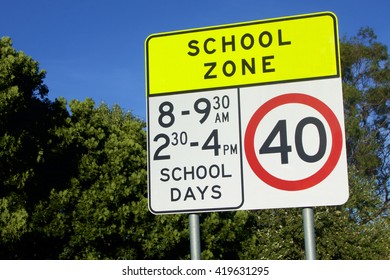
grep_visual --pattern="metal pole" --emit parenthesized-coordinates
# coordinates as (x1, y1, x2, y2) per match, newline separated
(302, 207, 316, 260)
(189, 214, 201, 260)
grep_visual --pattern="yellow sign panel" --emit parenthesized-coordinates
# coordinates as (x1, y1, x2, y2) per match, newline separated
(145, 12, 340, 95)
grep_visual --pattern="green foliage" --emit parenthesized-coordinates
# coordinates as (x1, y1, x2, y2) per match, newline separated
(341, 27, 389, 219)
(200, 209, 305, 260)
(0, 84, 189, 258)
(0, 196, 28, 242)
(342, 28, 387, 173)
(0, 37, 70, 258)
(31, 99, 191, 259)
(0, 37, 48, 100)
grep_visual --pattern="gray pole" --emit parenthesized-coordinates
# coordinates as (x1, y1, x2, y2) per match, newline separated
(302, 207, 316, 260)
(189, 214, 201, 260)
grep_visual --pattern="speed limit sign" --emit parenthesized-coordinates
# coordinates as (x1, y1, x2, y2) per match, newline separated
(146, 12, 349, 214)
(245, 93, 342, 191)
(240, 79, 348, 210)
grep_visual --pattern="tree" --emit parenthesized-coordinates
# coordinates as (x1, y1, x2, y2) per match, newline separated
(0, 37, 70, 258)
(341, 27, 389, 216)
(0, 37, 190, 258)
(31, 99, 190, 259)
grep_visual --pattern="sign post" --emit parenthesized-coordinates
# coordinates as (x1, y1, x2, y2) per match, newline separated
(145, 11, 349, 259)
(189, 214, 201, 260)
(303, 207, 316, 260)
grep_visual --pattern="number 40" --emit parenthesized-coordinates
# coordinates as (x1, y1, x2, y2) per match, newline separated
(259, 117, 327, 164)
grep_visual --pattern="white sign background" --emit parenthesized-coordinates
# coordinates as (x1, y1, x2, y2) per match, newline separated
(148, 89, 244, 214)
(240, 78, 348, 210)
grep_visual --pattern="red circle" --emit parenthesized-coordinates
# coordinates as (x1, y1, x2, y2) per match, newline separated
(244, 93, 342, 191)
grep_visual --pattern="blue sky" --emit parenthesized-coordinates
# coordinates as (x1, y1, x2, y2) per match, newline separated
(1, 0, 389, 120)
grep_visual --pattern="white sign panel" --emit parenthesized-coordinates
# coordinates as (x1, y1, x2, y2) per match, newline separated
(240, 78, 348, 210)
(148, 89, 244, 213)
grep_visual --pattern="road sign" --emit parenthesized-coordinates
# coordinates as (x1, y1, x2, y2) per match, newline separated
(146, 12, 339, 95)
(240, 79, 348, 209)
(245, 93, 342, 191)
(146, 12, 348, 214)
(147, 89, 244, 214)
